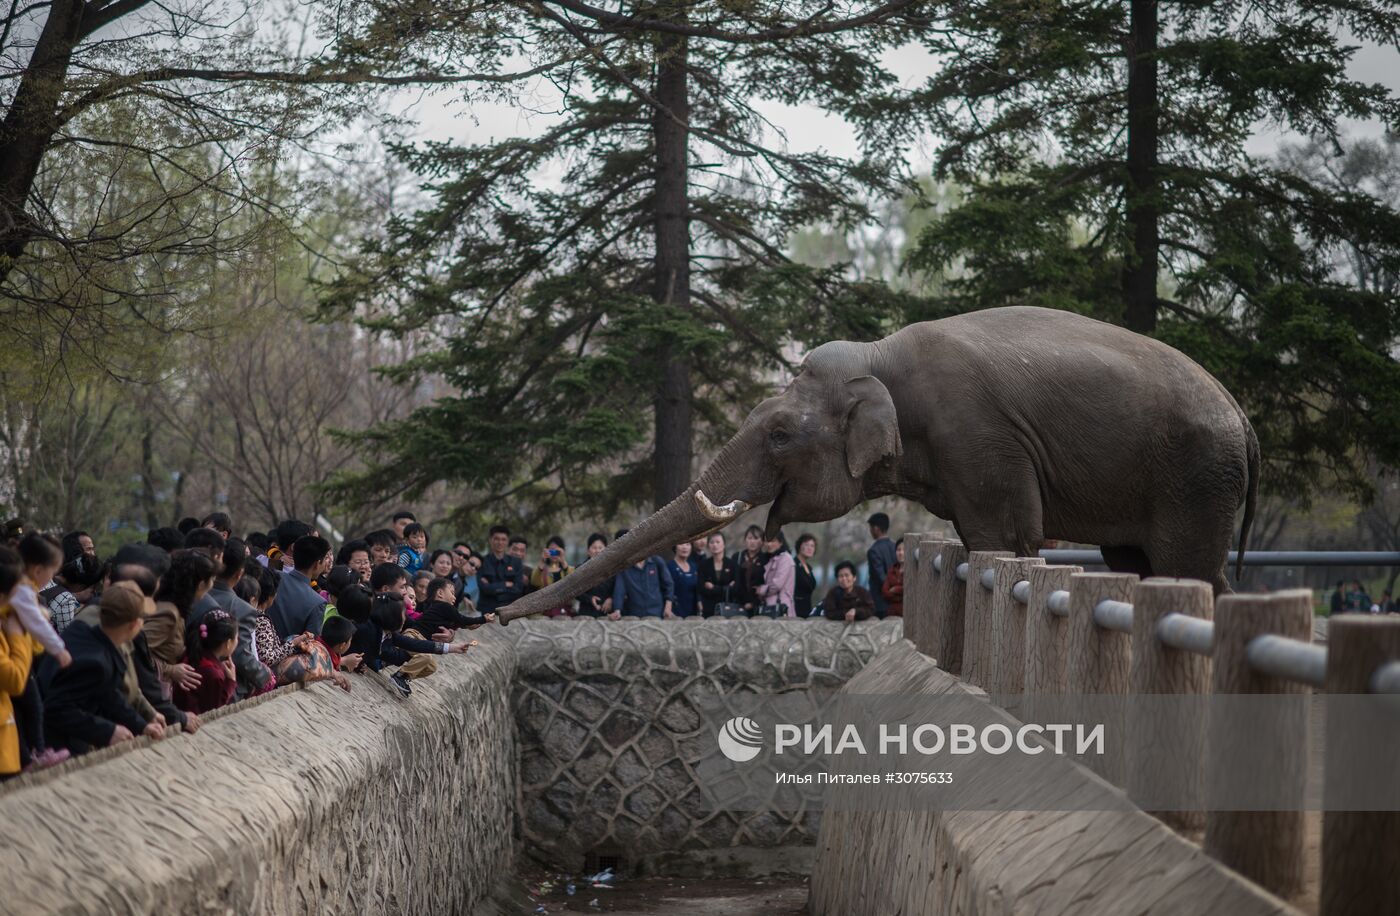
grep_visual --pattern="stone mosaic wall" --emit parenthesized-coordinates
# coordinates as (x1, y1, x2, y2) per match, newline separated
(0, 634, 518, 916)
(505, 617, 904, 869)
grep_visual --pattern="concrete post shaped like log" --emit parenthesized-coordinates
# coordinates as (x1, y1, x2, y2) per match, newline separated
(961, 550, 1013, 690)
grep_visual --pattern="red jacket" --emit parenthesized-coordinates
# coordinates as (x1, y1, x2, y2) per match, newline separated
(173, 655, 236, 714)
(881, 563, 905, 617)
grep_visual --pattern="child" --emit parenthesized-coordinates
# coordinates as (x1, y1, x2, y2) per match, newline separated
(396, 523, 428, 574)
(414, 576, 494, 637)
(1, 546, 33, 781)
(173, 610, 238, 714)
(350, 594, 471, 697)
(9, 533, 71, 769)
(315, 615, 357, 692)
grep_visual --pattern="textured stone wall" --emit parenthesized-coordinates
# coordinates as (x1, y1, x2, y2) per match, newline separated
(506, 617, 904, 871)
(0, 633, 518, 916)
(808, 641, 1304, 916)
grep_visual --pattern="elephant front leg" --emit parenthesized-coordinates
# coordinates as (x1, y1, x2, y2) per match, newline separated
(949, 471, 1045, 558)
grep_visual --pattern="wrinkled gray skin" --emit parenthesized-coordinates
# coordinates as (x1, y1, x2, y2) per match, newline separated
(499, 306, 1258, 621)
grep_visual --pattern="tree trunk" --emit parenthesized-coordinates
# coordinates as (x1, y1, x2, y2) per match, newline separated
(650, 31, 693, 510)
(0, 0, 85, 281)
(1122, 0, 1159, 334)
(139, 416, 161, 530)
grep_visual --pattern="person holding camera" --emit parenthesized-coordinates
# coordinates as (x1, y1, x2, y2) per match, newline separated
(528, 537, 574, 617)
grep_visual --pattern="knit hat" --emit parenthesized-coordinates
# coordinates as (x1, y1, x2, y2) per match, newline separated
(99, 580, 150, 627)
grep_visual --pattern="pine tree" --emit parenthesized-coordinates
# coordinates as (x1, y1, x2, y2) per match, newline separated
(906, 0, 1400, 501)
(322, 0, 931, 522)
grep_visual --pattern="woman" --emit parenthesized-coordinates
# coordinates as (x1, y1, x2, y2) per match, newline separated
(462, 554, 482, 607)
(823, 561, 875, 622)
(793, 534, 818, 618)
(528, 537, 574, 617)
(756, 532, 795, 617)
(337, 539, 373, 583)
(696, 532, 736, 617)
(148, 550, 218, 698)
(730, 525, 768, 616)
(881, 538, 906, 617)
(667, 542, 700, 618)
(576, 533, 615, 618)
(428, 549, 455, 580)
(44, 554, 104, 632)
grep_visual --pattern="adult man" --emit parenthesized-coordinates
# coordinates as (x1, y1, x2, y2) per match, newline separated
(45, 582, 164, 755)
(201, 512, 233, 540)
(865, 512, 897, 618)
(208, 538, 271, 698)
(365, 529, 397, 567)
(509, 535, 534, 595)
(103, 545, 198, 734)
(392, 511, 416, 542)
(61, 530, 96, 561)
(478, 525, 524, 614)
(612, 551, 675, 619)
(450, 541, 474, 600)
(271, 519, 314, 572)
(268, 535, 332, 638)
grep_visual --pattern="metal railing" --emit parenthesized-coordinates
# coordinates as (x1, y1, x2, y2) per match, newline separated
(1040, 548, 1400, 567)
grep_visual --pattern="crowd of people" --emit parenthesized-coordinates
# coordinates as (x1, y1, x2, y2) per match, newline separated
(0, 508, 904, 782)
(1328, 580, 1399, 615)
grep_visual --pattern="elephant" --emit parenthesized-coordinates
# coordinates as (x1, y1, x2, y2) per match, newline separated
(497, 305, 1259, 622)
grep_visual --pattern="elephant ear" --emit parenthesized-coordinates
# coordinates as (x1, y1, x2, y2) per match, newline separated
(843, 375, 902, 478)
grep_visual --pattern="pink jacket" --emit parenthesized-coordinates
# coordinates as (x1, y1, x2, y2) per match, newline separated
(758, 551, 796, 617)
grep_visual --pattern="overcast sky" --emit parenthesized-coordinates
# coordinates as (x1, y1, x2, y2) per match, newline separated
(378, 40, 1398, 170)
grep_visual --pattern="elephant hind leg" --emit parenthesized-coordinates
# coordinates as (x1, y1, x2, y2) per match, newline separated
(1101, 545, 1154, 579)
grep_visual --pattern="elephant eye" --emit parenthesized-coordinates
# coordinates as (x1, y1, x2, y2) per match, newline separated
(769, 429, 791, 447)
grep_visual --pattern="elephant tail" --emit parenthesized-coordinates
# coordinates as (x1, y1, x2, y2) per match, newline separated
(1236, 417, 1261, 581)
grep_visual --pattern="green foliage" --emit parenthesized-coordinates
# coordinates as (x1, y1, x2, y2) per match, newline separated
(322, 0, 930, 525)
(905, 0, 1400, 502)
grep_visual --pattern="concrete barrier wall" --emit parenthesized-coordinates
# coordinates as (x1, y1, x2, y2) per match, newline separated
(507, 617, 904, 873)
(808, 641, 1304, 916)
(0, 632, 518, 916)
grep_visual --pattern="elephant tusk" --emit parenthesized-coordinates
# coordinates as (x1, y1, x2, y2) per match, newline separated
(695, 489, 751, 523)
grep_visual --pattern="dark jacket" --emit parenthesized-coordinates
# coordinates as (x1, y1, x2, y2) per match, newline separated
(823, 585, 875, 622)
(413, 599, 489, 635)
(697, 554, 737, 616)
(129, 631, 186, 728)
(794, 558, 818, 618)
(867, 537, 896, 615)
(731, 550, 768, 610)
(350, 620, 444, 672)
(575, 557, 616, 617)
(612, 557, 675, 617)
(268, 569, 326, 639)
(44, 620, 148, 754)
(477, 552, 525, 614)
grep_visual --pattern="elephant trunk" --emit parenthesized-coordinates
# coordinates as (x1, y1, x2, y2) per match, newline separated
(495, 442, 760, 623)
